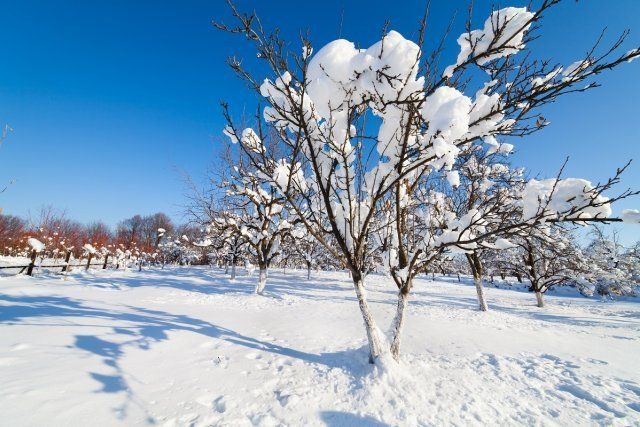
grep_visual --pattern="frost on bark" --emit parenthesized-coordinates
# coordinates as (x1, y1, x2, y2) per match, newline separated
(353, 274, 382, 363)
(390, 289, 409, 361)
(474, 275, 489, 312)
(535, 290, 545, 308)
(255, 268, 267, 294)
(467, 252, 489, 312)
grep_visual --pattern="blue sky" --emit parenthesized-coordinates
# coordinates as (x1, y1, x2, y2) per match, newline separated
(0, 0, 638, 242)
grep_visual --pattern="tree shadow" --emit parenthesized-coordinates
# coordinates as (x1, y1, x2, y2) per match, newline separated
(0, 292, 374, 420)
(320, 411, 390, 426)
(80, 267, 361, 304)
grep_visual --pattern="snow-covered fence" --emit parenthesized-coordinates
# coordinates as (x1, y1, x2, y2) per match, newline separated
(0, 251, 117, 277)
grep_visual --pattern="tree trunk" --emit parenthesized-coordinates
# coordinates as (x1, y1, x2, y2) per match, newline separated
(306, 262, 311, 280)
(474, 274, 489, 312)
(390, 289, 409, 361)
(353, 275, 382, 364)
(467, 252, 488, 312)
(62, 250, 72, 273)
(535, 291, 545, 308)
(255, 268, 267, 294)
(26, 250, 37, 276)
(102, 254, 109, 270)
(231, 262, 236, 280)
(85, 253, 93, 271)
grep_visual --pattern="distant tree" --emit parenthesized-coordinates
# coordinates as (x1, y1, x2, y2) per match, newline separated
(503, 226, 586, 307)
(582, 227, 638, 298)
(0, 214, 26, 254)
(116, 214, 145, 249)
(85, 222, 112, 248)
(141, 213, 175, 250)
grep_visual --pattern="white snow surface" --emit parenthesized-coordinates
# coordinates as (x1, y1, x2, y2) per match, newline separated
(1, 267, 639, 426)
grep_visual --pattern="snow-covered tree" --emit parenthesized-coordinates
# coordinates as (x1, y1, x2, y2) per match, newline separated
(217, 1, 640, 363)
(582, 227, 638, 298)
(440, 146, 523, 311)
(216, 164, 291, 293)
(288, 224, 325, 280)
(504, 225, 586, 307)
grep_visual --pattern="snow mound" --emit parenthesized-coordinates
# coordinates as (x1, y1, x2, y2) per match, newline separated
(27, 238, 45, 253)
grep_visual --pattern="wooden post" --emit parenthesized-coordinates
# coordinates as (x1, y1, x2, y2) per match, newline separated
(26, 250, 37, 276)
(102, 254, 109, 269)
(85, 253, 93, 271)
(62, 250, 72, 272)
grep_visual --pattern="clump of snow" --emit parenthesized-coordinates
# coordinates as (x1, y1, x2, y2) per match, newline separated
(562, 59, 591, 81)
(621, 209, 640, 224)
(306, 30, 423, 119)
(626, 48, 639, 63)
(484, 135, 513, 155)
(444, 7, 535, 77)
(27, 238, 45, 253)
(495, 238, 517, 249)
(421, 86, 472, 141)
(302, 44, 313, 60)
(446, 170, 460, 188)
(240, 128, 264, 154)
(83, 244, 97, 255)
(222, 126, 239, 144)
(531, 67, 563, 88)
(522, 178, 612, 220)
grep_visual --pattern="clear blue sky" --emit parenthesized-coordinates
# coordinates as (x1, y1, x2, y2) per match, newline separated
(0, 0, 638, 242)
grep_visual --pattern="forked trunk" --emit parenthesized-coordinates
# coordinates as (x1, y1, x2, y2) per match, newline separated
(390, 289, 409, 361)
(353, 275, 382, 363)
(535, 291, 544, 308)
(474, 274, 489, 312)
(255, 268, 267, 295)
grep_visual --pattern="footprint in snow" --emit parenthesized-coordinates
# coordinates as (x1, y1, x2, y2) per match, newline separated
(213, 356, 228, 368)
(245, 352, 262, 360)
(586, 358, 608, 365)
(196, 394, 226, 413)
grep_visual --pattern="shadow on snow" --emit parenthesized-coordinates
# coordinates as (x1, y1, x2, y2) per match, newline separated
(0, 291, 374, 419)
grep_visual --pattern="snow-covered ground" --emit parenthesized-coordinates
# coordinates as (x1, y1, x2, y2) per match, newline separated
(1, 267, 639, 426)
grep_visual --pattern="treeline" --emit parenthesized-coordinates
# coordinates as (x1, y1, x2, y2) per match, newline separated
(0, 207, 197, 259)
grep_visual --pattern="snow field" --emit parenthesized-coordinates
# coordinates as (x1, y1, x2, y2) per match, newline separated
(0, 267, 639, 426)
